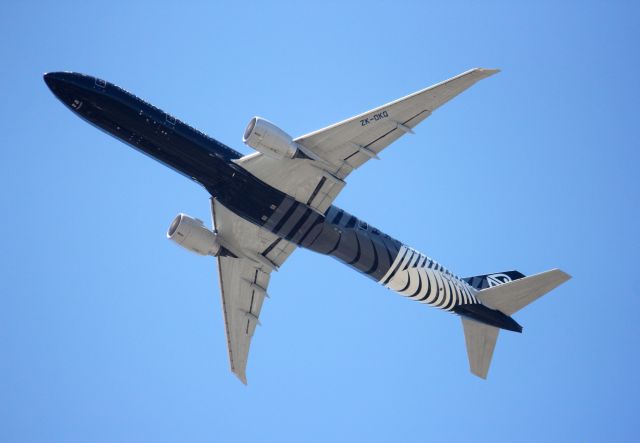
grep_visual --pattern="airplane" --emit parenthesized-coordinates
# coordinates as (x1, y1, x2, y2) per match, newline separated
(44, 68, 570, 384)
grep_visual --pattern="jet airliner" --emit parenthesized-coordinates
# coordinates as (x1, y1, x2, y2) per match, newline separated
(44, 69, 570, 383)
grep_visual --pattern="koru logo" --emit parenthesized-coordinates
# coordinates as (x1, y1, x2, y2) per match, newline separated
(486, 273, 513, 287)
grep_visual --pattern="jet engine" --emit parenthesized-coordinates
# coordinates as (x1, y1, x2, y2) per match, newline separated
(243, 116, 298, 159)
(167, 213, 221, 256)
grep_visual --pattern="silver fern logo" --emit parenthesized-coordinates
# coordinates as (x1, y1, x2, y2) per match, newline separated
(486, 273, 513, 287)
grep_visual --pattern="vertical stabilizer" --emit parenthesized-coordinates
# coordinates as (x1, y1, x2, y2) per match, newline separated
(463, 270, 525, 290)
(461, 318, 500, 379)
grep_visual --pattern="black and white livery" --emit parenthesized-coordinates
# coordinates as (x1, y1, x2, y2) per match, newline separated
(44, 68, 571, 383)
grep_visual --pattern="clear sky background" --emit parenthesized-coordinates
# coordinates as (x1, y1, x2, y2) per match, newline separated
(1, 1, 639, 442)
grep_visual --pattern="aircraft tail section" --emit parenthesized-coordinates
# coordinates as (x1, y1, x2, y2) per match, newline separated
(461, 268, 571, 378)
(463, 270, 525, 290)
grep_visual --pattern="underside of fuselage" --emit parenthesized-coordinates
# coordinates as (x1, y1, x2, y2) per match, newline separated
(44, 72, 294, 228)
(42, 72, 410, 280)
(43, 71, 522, 334)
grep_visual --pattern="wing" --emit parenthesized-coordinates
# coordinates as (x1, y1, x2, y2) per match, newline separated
(211, 198, 296, 384)
(236, 68, 499, 212)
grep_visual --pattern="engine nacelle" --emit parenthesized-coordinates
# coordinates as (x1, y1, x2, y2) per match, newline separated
(167, 213, 221, 256)
(243, 116, 297, 160)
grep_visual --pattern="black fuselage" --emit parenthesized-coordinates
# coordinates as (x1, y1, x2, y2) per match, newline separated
(43, 72, 407, 278)
(44, 73, 286, 227)
(44, 72, 522, 333)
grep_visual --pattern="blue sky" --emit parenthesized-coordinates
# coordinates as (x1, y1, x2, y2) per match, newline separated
(2, 1, 639, 442)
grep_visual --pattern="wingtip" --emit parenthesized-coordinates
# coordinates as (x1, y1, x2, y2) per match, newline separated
(557, 269, 573, 282)
(478, 68, 501, 76)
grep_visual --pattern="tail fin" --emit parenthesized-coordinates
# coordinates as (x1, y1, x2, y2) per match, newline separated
(461, 269, 571, 378)
(463, 270, 525, 290)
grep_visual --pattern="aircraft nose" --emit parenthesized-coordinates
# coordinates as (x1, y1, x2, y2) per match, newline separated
(43, 72, 69, 92)
(44, 71, 99, 111)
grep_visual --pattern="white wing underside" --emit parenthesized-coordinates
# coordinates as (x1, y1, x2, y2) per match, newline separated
(211, 199, 296, 384)
(235, 68, 499, 213)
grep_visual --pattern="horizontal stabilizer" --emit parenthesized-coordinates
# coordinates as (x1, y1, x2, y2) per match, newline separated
(461, 318, 500, 379)
(476, 269, 571, 315)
